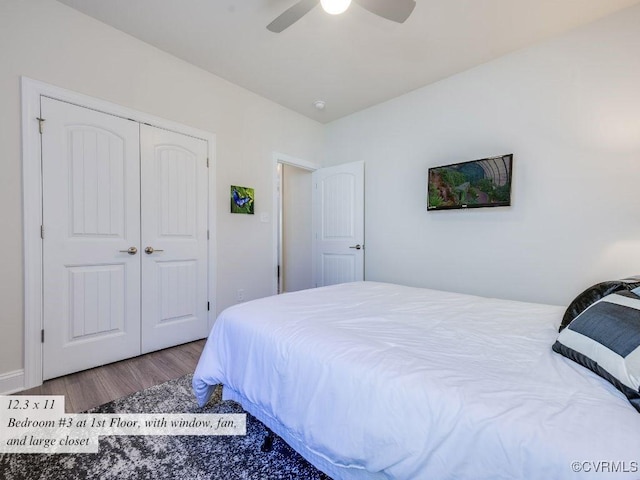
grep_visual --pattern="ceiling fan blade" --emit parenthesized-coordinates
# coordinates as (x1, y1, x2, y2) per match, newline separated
(267, 0, 319, 33)
(353, 0, 416, 23)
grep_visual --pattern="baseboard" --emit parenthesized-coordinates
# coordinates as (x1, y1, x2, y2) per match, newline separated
(0, 369, 25, 395)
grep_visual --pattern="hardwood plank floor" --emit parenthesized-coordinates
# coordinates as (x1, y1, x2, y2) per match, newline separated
(17, 340, 206, 412)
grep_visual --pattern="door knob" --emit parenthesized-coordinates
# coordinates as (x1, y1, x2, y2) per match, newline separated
(349, 244, 362, 250)
(119, 246, 138, 255)
(144, 246, 165, 254)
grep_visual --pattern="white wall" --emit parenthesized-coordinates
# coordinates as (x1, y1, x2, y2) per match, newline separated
(282, 164, 313, 292)
(324, 4, 640, 307)
(0, 0, 323, 380)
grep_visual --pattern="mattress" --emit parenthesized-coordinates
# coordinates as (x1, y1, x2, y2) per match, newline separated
(193, 281, 640, 479)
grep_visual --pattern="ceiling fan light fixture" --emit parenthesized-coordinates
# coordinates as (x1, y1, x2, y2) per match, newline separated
(320, 0, 352, 15)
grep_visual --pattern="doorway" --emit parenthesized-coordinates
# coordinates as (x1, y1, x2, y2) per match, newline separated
(272, 154, 365, 294)
(276, 161, 314, 293)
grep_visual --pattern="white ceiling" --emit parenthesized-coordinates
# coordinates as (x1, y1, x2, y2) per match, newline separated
(57, 0, 638, 123)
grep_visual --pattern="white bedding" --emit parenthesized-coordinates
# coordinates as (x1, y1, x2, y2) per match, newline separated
(193, 282, 640, 479)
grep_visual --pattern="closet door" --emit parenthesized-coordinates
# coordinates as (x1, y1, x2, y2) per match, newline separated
(140, 125, 209, 353)
(41, 97, 141, 380)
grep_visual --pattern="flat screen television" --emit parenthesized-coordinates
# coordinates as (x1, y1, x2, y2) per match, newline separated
(427, 154, 513, 210)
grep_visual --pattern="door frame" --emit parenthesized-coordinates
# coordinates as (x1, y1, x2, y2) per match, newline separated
(21, 77, 217, 389)
(271, 152, 319, 295)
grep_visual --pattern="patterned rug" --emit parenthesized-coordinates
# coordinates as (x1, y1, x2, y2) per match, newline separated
(0, 375, 330, 479)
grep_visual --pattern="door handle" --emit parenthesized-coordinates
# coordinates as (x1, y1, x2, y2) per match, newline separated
(144, 246, 165, 254)
(349, 244, 363, 250)
(119, 246, 138, 255)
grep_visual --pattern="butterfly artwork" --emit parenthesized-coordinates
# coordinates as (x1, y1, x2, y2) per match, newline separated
(230, 186, 255, 214)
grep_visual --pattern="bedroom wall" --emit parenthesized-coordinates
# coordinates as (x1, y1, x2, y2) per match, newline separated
(323, 4, 640, 307)
(0, 0, 323, 384)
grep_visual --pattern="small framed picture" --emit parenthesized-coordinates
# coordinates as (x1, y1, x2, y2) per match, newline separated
(230, 185, 255, 214)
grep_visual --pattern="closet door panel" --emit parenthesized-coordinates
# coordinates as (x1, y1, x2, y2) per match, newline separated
(41, 97, 141, 380)
(140, 125, 209, 353)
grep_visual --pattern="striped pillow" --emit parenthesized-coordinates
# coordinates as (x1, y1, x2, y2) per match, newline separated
(559, 276, 640, 332)
(552, 290, 640, 412)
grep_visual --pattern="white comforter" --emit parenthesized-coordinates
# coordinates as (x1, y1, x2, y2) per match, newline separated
(193, 282, 640, 479)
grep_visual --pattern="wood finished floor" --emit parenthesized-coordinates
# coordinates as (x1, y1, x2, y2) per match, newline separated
(18, 340, 206, 413)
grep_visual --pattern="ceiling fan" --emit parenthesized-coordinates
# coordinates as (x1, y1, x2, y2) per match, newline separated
(267, 0, 416, 33)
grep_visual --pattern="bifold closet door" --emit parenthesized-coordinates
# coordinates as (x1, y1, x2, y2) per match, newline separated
(41, 99, 210, 380)
(140, 125, 209, 353)
(42, 97, 142, 380)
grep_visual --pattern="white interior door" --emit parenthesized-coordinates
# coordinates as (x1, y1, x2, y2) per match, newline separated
(42, 97, 141, 380)
(140, 125, 209, 353)
(312, 161, 365, 287)
(41, 99, 210, 379)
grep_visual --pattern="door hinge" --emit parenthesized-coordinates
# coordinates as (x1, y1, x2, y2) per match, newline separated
(40, 225, 44, 239)
(36, 117, 45, 134)
(41, 329, 44, 343)
(207, 230, 210, 240)
(206, 157, 209, 168)
(207, 302, 210, 311)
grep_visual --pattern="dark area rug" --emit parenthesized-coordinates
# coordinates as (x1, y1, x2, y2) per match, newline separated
(0, 375, 331, 479)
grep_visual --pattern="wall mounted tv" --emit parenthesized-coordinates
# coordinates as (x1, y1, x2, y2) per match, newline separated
(427, 154, 513, 211)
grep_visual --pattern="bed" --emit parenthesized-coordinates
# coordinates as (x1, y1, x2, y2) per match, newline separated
(193, 281, 640, 479)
